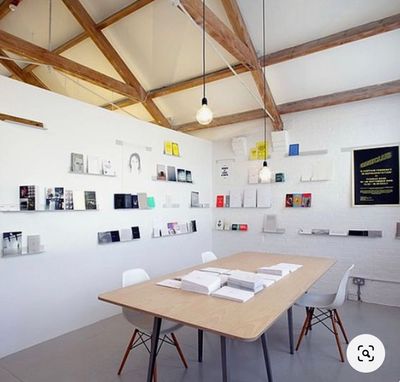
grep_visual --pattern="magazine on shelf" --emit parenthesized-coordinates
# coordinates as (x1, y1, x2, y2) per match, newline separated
(137, 193, 148, 209)
(73, 190, 86, 210)
(84, 191, 97, 210)
(119, 228, 133, 242)
(167, 166, 176, 181)
(131, 226, 140, 239)
(191, 191, 200, 207)
(186, 170, 192, 183)
(71, 153, 84, 173)
(19, 185, 38, 210)
(177, 168, 186, 182)
(102, 159, 115, 176)
(45, 187, 64, 210)
(87, 155, 102, 174)
(2, 231, 22, 256)
(156, 164, 166, 181)
(27, 234, 41, 253)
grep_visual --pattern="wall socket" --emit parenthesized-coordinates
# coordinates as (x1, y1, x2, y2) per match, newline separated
(353, 277, 365, 286)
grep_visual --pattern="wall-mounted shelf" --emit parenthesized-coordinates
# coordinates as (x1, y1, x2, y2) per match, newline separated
(215, 207, 271, 209)
(152, 231, 196, 239)
(2, 246, 45, 258)
(298, 229, 383, 238)
(285, 149, 328, 157)
(163, 204, 180, 208)
(68, 171, 116, 178)
(300, 178, 329, 183)
(214, 229, 248, 232)
(262, 229, 285, 234)
(190, 205, 210, 208)
(0, 209, 98, 213)
(151, 177, 194, 184)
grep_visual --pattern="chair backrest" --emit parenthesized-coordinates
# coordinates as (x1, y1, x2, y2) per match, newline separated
(201, 251, 217, 263)
(122, 268, 150, 287)
(331, 264, 355, 308)
(122, 269, 153, 332)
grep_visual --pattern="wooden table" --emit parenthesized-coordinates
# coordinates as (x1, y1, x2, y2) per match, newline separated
(99, 252, 335, 381)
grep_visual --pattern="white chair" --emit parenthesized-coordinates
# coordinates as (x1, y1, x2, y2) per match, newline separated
(295, 264, 355, 362)
(201, 251, 217, 263)
(117, 269, 188, 379)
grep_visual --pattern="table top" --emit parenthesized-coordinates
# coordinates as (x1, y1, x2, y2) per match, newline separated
(98, 252, 335, 341)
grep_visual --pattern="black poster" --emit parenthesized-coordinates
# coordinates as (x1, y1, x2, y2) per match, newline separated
(353, 146, 399, 206)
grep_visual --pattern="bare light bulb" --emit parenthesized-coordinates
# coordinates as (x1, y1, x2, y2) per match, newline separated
(196, 97, 213, 125)
(259, 161, 272, 183)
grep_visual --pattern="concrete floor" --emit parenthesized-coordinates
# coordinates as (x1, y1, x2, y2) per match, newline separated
(1, 301, 399, 382)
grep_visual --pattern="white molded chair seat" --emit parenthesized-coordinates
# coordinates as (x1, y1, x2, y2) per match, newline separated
(295, 264, 354, 362)
(201, 251, 217, 263)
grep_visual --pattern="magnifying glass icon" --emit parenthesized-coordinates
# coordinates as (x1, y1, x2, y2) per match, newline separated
(362, 349, 370, 358)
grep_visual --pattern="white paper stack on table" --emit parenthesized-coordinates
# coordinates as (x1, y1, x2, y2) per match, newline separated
(227, 270, 265, 292)
(257, 263, 302, 277)
(181, 270, 221, 295)
(212, 286, 254, 303)
(200, 267, 232, 275)
(156, 279, 182, 289)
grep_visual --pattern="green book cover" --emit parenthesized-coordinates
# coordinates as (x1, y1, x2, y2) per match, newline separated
(147, 196, 155, 208)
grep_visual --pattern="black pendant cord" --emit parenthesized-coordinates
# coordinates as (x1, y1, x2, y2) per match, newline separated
(202, 0, 206, 101)
(262, 0, 267, 163)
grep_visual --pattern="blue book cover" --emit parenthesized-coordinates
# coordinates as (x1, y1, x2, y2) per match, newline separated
(289, 144, 299, 156)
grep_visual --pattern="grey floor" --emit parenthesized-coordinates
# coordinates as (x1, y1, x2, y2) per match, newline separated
(1, 301, 399, 382)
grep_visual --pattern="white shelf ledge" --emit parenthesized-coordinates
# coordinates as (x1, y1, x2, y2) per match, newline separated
(69, 171, 116, 177)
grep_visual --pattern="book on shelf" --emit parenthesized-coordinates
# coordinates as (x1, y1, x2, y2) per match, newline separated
(223, 220, 231, 230)
(27, 234, 41, 253)
(71, 153, 84, 173)
(167, 166, 176, 181)
(288, 144, 299, 156)
(19, 185, 38, 210)
(64, 189, 74, 210)
(156, 279, 182, 289)
(181, 270, 221, 295)
(302, 193, 312, 207)
(215, 219, 224, 230)
(239, 224, 248, 231)
(225, 195, 230, 208)
(172, 142, 180, 156)
(73, 190, 86, 210)
(110, 230, 120, 242)
(102, 159, 115, 176)
(164, 141, 173, 155)
(256, 187, 272, 208)
(119, 228, 133, 242)
(229, 189, 242, 208)
(114, 194, 132, 209)
(248, 167, 259, 184)
(293, 194, 302, 207)
(156, 164, 166, 181)
(243, 188, 257, 208)
(216, 195, 224, 208)
(45, 187, 64, 210)
(84, 191, 97, 210)
(87, 155, 102, 174)
(137, 193, 148, 209)
(179, 223, 188, 233)
(211, 286, 254, 303)
(131, 226, 140, 239)
(131, 194, 139, 209)
(191, 191, 200, 207)
(2, 231, 22, 256)
(147, 196, 155, 208)
(186, 170, 192, 183)
(275, 173, 285, 182)
(190, 220, 197, 232)
(177, 168, 186, 182)
(167, 222, 178, 235)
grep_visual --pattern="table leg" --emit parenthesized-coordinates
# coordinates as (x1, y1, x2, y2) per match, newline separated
(261, 333, 273, 382)
(146, 317, 162, 382)
(198, 329, 203, 362)
(220, 336, 229, 382)
(287, 306, 294, 354)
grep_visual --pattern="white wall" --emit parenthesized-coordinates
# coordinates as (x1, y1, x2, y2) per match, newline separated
(192, 94, 400, 307)
(0, 76, 212, 358)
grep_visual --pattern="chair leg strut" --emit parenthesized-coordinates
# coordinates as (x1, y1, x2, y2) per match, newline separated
(171, 332, 188, 368)
(296, 308, 312, 350)
(334, 309, 349, 344)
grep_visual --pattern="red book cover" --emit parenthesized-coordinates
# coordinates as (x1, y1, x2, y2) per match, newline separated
(216, 195, 224, 207)
(239, 224, 248, 231)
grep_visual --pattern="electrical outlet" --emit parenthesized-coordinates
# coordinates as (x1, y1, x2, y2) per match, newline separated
(353, 277, 365, 286)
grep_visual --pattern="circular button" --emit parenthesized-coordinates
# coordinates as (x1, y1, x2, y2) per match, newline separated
(346, 334, 385, 373)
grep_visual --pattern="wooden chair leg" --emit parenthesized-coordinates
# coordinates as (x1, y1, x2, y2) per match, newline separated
(330, 310, 345, 362)
(305, 308, 314, 336)
(153, 362, 157, 382)
(334, 309, 349, 344)
(117, 329, 138, 375)
(296, 308, 312, 351)
(171, 333, 188, 368)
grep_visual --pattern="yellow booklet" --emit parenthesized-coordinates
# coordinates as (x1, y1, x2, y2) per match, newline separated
(172, 142, 180, 156)
(249, 147, 258, 160)
(164, 141, 173, 155)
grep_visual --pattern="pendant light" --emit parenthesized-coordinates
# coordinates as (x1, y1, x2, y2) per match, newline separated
(196, 0, 213, 125)
(259, 0, 272, 183)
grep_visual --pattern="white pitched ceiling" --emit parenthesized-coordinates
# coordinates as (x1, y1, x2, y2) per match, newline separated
(0, 0, 399, 130)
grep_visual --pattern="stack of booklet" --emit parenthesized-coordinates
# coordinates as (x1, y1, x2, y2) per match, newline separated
(212, 286, 254, 303)
(227, 270, 265, 293)
(181, 270, 221, 295)
(257, 263, 302, 277)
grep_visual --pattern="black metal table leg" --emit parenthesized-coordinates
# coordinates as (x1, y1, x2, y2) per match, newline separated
(220, 336, 229, 382)
(261, 333, 273, 382)
(287, 306, 294, 354)
(198, 329, 203, 362)
(146, 317, 162, 382)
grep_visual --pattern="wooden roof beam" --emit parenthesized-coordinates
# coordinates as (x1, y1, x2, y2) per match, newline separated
(221, 0, 282, 130)
(0, 49, 49, 89)
(179, 0, 257, 69)
(62, 0, 169, 127)
(175, 80, 400, 132)
(0, 29, 144, 101)
(0, 0, 16, 20)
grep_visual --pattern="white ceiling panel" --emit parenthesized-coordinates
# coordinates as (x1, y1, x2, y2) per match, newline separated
(238, 0, 400, 55)
(103, 0, 238, 91)
(0, 0, 83, 50)
(266, 30, 400, 104)
(153, 71, 261, 125)
(60, 39, 123, 80)
(33, 67, 124, 106)
(116, 103, 153, 122)
(0, 67, 10, 77)
(79, 0, 138, 23)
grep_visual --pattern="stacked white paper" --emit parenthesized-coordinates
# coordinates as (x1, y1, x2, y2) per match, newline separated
(212, 286, 254, 303)
(228, 270, 265, 292)
(200, 267, 232, 275)
(257, 263, 302, 277)
(156, 279, 182, 289)
(181, 270, 221, 295)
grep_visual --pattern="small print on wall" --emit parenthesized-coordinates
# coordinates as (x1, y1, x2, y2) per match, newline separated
(285, 193, 312, 208)
(352, 146, 399, 206)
